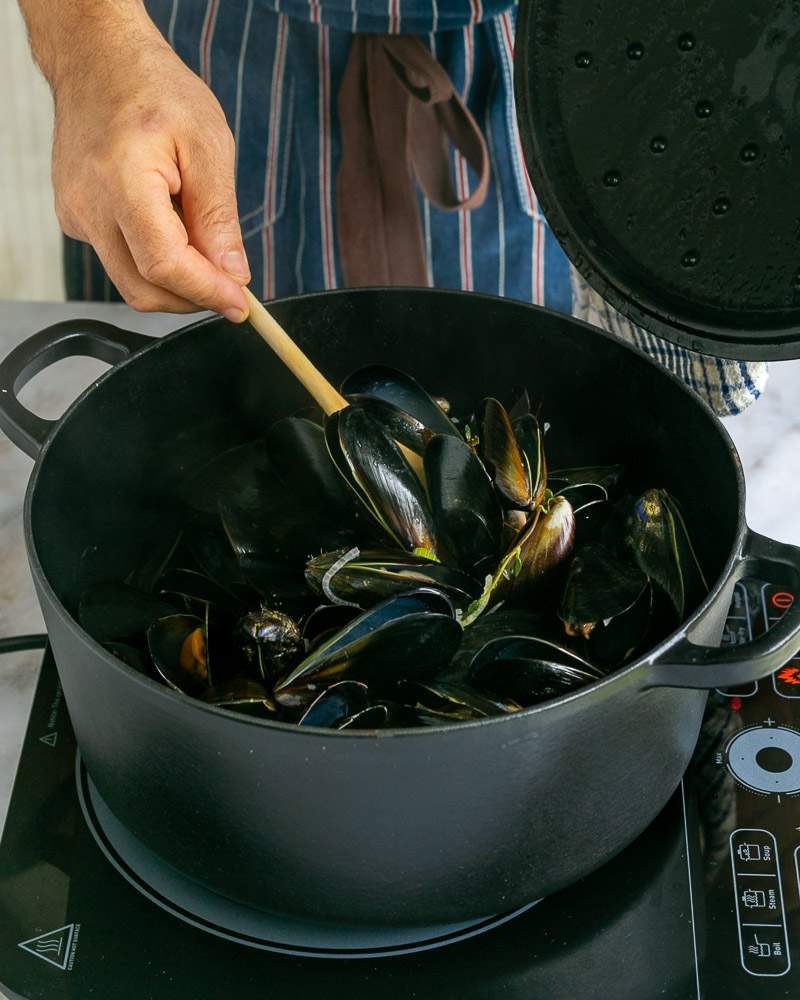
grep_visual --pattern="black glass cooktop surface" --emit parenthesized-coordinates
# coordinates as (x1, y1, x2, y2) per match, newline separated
(1, 578, 798, 999)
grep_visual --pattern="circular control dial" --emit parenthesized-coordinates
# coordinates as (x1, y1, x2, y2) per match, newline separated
(725, 726, 800, 794)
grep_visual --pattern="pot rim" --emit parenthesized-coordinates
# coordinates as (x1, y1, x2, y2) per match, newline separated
(22, 288, 747, 738)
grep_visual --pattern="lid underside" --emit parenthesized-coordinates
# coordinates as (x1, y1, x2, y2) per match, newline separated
(514, 0, 800, 360)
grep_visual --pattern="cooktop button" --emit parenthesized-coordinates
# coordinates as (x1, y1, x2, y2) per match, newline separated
(725, 726, 800, 795)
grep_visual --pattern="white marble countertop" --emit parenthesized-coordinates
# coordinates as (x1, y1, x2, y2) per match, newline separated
(0, 298, 798, 862)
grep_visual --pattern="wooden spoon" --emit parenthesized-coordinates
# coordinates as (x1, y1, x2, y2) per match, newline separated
(242, 288, 426, 479)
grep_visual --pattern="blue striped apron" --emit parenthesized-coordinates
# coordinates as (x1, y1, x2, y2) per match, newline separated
(62, 0, 767, 415)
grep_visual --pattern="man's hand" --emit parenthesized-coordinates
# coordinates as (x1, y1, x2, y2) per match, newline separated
(21, 0, 250, 320)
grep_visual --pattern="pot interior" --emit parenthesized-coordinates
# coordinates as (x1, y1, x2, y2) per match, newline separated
(29, 289, 741, 635)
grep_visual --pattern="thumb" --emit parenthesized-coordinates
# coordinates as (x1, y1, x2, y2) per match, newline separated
(179, 132, 251, 285)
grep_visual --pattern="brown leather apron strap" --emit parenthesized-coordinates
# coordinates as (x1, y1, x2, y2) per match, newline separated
(336, 35, 490, 288)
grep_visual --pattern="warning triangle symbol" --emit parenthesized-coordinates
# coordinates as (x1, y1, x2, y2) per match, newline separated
(18, 924, 75, 971)
(39, 733, 57, 748)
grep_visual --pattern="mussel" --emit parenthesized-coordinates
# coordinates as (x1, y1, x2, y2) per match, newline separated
(75, 366, 709, 731)
(469, 635, 603, 707)
(305, 548, 481, 611)
(325, 404, 439, 560)
(273, 589, 461, 707)
(624, 488, 707, 619)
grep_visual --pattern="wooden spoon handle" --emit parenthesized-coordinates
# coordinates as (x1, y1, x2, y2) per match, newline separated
(242, 288, 426, 481)
(243, 288, 347, 415)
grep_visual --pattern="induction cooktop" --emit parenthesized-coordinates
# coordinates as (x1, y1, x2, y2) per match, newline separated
(0, 577, 798, 999)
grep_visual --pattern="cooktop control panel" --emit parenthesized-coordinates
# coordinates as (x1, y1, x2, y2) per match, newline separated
(704, 579, 800, 986)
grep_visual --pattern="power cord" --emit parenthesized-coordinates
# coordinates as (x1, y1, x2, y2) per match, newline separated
(0, 635, 48, 654)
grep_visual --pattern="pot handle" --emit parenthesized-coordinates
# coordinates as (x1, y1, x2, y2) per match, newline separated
(0, 319, 153, 460)
(646, 529, 800, 690)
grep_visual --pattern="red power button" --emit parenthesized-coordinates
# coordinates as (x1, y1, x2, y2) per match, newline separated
(771, 592, 795, 611)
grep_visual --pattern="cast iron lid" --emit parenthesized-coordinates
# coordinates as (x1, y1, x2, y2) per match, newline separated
(514, 0, 800, 360)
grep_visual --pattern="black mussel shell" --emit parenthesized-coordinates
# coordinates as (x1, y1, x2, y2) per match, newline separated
(338, 704, 390, 730)
(298, 681, 370, 728)
(305, 548, 481, 612)
(326, 405, 439, 559)
(549, 465, 626, 495)
(470, 634, 603, 676)
(157, 568, 245, 617)
(624, 489, 707, 619)
(470, 657, 595, 707)
(583, 583, 654, 669)
(182, 440, 272, 517)
(125, 527, 183, 593)
(478, 398, 532, 509)
(184, 520, 246, 591)
(560, 542, 649, 640)
(344, 395, 435, 454)
(104, 642, 153, 677)
(274, 589, 460, 706)
(147, 613, 210, 696)
(507, 385, 531, 422)
(512, 413, 547, 508)
(554, 482, 609, 515)
(341, 366, 459, 440)
(397, 680, 521, 721)
(219, 463, 359, 568)
(302, 604, 362, 647)
(448, 608, 550, 674)
(265, 417, 359, 520)
(469, 636, 601, 706)
(198, 677, 277, 711)
(78, 582, 179, 644)
(424, 435, 504, 572)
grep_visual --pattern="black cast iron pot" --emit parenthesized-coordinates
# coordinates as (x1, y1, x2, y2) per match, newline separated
(1, 288, 799, 928)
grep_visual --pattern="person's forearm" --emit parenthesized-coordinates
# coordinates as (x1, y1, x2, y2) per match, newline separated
(18, 0, 156, 97)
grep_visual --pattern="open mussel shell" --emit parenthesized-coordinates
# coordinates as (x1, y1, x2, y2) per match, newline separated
(341, 366, 460, 441)
(448, 608, 549, 673)
(157, 568, 245, 618)
(344, 395, 435, 454)
(338, 704, 390, 730)
(560, 542, 649, 640)
(508, 497, 574, 593)
(273, 589, 461, 706)
(478, 397, 532, 509)
(326, 405, 439, 559)
(512, 413, 547, 508)
(554, 482, 609, 515)
(624, 488, 707, 619)
(302, 604, 362, 647)
(583, 582, 654, 669)
(397, 680, 521, 722)
(78, 582, 179, 644)
(549, 465, 626, 495)
(507, 385, 531, 423)
(424, 435, 504, 572)
(469, 636, 602, 707)
(147, 613, 210, 697)
(183, 520, 246, 591)
(125, 527, 183, 593)
(471, 497, 574, 619)
(470, 634, 603, 677)
(198, 678, 277, 711)
(305, 548, 481, 611)
(298, 681, 370, 728)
